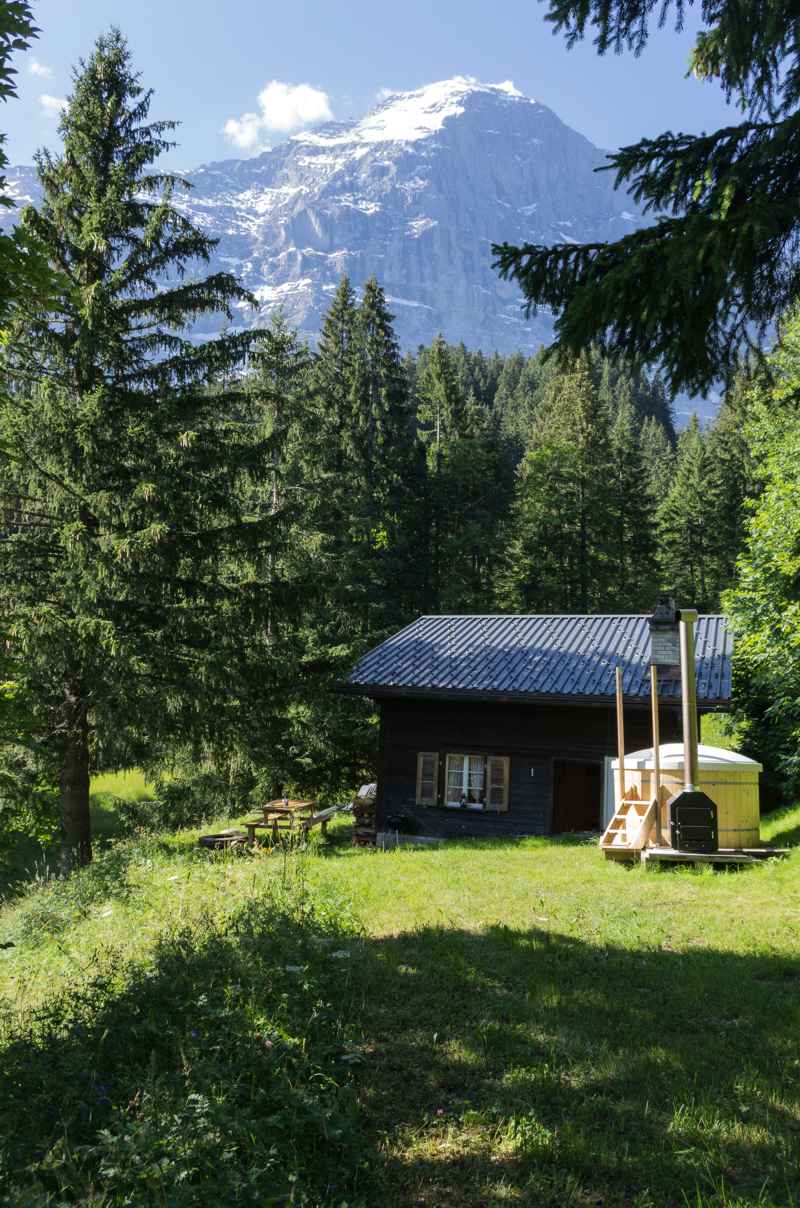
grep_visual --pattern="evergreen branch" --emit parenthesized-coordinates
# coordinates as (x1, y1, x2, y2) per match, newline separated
(543, 0, 800, 117)
(493, 111, 800, 393)
(0, 441, 94, 512)
(117, 272, 256, 323)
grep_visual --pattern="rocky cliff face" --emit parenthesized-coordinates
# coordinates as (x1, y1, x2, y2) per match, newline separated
(4, 77, 644, 353)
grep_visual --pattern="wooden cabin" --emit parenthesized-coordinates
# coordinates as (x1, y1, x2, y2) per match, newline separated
(339, 614, 731, 840)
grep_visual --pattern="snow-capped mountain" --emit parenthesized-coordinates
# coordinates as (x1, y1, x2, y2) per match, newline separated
(4, 77, 644, 353)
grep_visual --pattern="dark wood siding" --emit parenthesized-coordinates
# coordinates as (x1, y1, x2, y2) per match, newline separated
(375, 696, 682, 838)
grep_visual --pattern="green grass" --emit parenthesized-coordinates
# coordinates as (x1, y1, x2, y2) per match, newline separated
(701, 713, 744, 751)
(0, 769, 155, 896)
(1, 807, 800, 1206)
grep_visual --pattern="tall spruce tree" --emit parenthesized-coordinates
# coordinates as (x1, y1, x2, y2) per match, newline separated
(640, 414, 676, 503)
(606, 389, 658, 610)
(259, 278, 423, 795)
(309, 276, 420, 638)
(496, 355, 614, 612)
(311, 276, 359, 478)
(246, 314, 314, 639)
(416, 335, 512, 611)
(0, 31, 274, 868)
(724, 309, 800, 801)
(496, 440, 586, 611)
(656, 416, 723, 609)
(349, 277, 421, 631)
(704, 368, 757, 592)
(417, 333, 468, 443)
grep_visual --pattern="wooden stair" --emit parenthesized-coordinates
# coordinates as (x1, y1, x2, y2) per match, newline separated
(600, 790, 657, 860)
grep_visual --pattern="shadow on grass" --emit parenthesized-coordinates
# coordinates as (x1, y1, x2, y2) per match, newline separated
(3, 887, 800, 1207)
(762, 803, 800, 849)
(353, 925, 800, 1208)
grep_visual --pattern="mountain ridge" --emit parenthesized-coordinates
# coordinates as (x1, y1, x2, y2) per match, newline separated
(3, 77, 645, 353)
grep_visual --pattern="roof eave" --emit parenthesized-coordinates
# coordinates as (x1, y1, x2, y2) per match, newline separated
(335, 681, 730, 710)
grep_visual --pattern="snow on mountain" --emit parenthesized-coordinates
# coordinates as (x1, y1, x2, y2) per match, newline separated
(3, 77, 646, 353)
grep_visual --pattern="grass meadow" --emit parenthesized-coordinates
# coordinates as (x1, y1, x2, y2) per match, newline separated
(0, 787, 799, 1206)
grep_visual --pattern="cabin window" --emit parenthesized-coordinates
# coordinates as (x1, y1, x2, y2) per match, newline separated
(415, 752, 510, 809)
(427, 753, 510, 810)
(445, 753, 486, 807)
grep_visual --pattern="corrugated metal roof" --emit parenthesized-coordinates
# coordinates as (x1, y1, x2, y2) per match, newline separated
(344, 614, 731, 705)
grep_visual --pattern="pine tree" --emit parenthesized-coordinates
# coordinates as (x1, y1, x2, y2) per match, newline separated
(312, 276, 359, 472)
(494, 351, 550, 459)
(724, 309, 800, 801)
(0, 31, 273, 868)
(256, 279, 424, 795)
(308, 277, 420, 637)
(640, 414, 676, 503)
(495, 441, 585, 612)
(704, 368, 757, 592)
(656, 417, 722, 609)
(497, 356, 614, 612)
(417, 333, 468, 444)
(246, 314, 313, 637)
(414, 335, 513, 611)
(349, 277, 421, 630)
(606, 389, 658, 610)
(593, 350, 675, 437)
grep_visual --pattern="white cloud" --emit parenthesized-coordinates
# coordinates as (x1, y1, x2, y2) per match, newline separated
(40, 94, 67, 116)
(223, 110, 264, 151)
(29, 59, 53, 79)
(375, 87, 394, 102)
(223, 80, 332, 151)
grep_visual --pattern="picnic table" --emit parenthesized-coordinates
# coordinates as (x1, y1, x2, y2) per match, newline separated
(243, 799, 315, 845)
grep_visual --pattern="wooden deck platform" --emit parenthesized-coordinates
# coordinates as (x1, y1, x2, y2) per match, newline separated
(640, 845, 789, 866)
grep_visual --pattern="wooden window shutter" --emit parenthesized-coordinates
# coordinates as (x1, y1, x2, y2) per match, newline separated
(416, 752, 439, 805)
(486, 756, 510, 811)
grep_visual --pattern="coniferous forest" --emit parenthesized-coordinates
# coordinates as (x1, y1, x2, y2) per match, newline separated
(0, 28, 786, 868)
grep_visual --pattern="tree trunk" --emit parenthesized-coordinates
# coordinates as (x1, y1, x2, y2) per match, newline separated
(59, 686, 91, 872)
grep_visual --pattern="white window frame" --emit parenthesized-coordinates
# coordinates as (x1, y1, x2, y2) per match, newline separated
(445, 753, 487, 809)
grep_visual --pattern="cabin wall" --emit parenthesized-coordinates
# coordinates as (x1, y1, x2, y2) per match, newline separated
(376, 696, 682, 838)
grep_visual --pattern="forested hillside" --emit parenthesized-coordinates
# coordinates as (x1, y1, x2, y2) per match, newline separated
(0, 19, 795, 872)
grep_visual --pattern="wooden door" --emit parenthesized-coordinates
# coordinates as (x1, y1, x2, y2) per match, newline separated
(551, 761, 602, 833)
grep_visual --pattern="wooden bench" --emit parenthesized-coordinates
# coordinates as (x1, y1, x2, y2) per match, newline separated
(243, 814, 291, 845)
(299, 805, 343, 837)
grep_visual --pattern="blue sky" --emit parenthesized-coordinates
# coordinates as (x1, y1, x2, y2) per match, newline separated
(7, 0, 736, 167)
